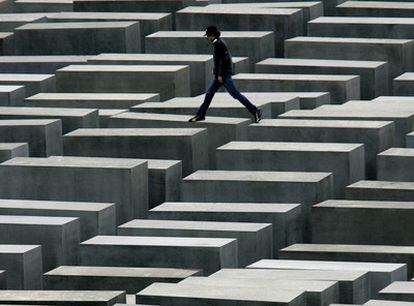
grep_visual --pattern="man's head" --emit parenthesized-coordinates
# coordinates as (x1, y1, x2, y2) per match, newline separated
(204, 25, 220, 42)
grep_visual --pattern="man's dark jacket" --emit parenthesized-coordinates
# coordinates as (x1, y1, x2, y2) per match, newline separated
(212, 38, 233, 77)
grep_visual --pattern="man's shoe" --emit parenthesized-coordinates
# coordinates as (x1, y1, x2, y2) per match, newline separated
(189, 115, 205, 122)
(254, 109, 262, 123)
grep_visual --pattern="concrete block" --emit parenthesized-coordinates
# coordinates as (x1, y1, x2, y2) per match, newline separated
(0, 13, 47, 32)
(25, 92, 159, 109)
(378, 148, 414, 181)
(118, 219, 273, 266)
(216, 141, 365, 197)
(379, 282, 414, 302)
(88, 53, 213, 96)
(394, 73, 414, 96)
(99, 109, 127, 128)
(233, 73, 360, 104)
(0, 199, 116, 240)
(0, 85, 25, 105)
(365, 299, 414, 305)
(279, 243, 414, 278)
(0, 290, 126, 305)
(80, 235, 238, 274)
(211, 268, 370, 304)
(0, 142, 28, 162)
(14, 22, 141, 55)
(0, 156, 148, 224)
(0, 32, 13, 56)
(0, 215, 80, 271)
(0, 119, 62, 157)
(248, 119, 394, 179)
(137, 282, 306, 305)
(149, 202, 302, 257)
(407, 132, 414, 148)
(337, 1, 414, 17)
(285, 36, 414, 83)
(56, 64, 191, 101)
(63, 128, 209, 176)
(13, 0, 73, 12)
(249, 259, 407, 299)
(0, 74, 55, 96)
(44, 266, 201, 293)
(0, 244, 42, 289)
(145, 31, 275, 71)
(346, 180, 414, 201)
(312, 200, 414, 246)
(0, 106, 98, 133)
(255, 58, 388, 99)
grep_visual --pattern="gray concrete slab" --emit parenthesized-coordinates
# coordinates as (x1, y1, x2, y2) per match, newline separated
(216, 141, 365, 197)
(248, 119, 394, 179)
(0, 215, 80, 271)
(44, 266, 201, 293)
(0, 290, 126, 305)
(179, 276, 339, 306)
(338, 1, 414, 17)
(81, 235, 238, 275)
(279, 244, 414, 278)
(407, 132, 414, 148)
(118, 219, 273, 267)
(0, 142, 28, 162)
(0, 74, 55, 97)
(137, 282, 306, 305)
(175, 7, 303, 56)
(14, 22, 141, 55)
(149, 202, 302, 257)
(0, 13, 47, 32)
(394, 72, 414, 96)
(0, 199, 116, 240)
(56, 64, 190, 101)
(99, 109, 127, 128)
(346, 180, 414, 201)
(0, 106, 98, 133)
(145, 31, 275, 71)
(88, 53, 212, 96)
(0, 156, 148, 224)
(248, 259, 407, 299)
(255, 58, 388, 99)
(63, 128, 208, 176)
(0, 119, 62, 157)
(0, 244, 42, 289)
(0, 85, 25, 106)
(365, 299, 414, 305)
(378, 148, 414, 181)
(0, 32, 13, 56)
(285, 36, 414, 84)
(13, 0, 73, 12)
(379, 282, 414, 302)
(210, 268, 370, 304)
(312, 200, 414, 246)
(25, 92, 159, 109)
(232, 73, 360, 104)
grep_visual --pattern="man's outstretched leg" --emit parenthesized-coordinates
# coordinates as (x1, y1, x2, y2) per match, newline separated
(189, 78, 222, 122)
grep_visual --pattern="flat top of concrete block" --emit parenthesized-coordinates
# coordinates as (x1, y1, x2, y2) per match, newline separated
(0, 143, 27, 150)
(218, 141, 363, 152)
(28, 92, 159, 100)
(257, 118, 391, 128)
(213, 268, 368, 281)
(82, 235, 236, 248)
(0, 85, 25, 92)
(348, 180, 414, 190)
(151, 202, 301, 213)
(365, 300, 414, 306)
(339, 1, 414, 9)
(113, 112, 250, 125)
(178, 6, 301, 15)
(138, 282, 305, 303)
(0, 290, 126, 300)
(3, 156, 147, 169)
(380, 281, 414, 293)
(49, 11, 171, 19)
(286, 36, 414, 44)
(58, 64, 188, 72)
(282, 243, 414, 254)
(0, 55, 91, 63)
(373, 96, 414, 102)
(0, 244, 41, 253)
(147, 31, 273, 38)
(207, 2, 322, 9)
(0, 119, 60, 126)
(99, 109, 127, 116)
(16, 21, 139, 30)
(17, 0, 73, 3)
(0, 198, 114, 211)
(0, 33, 13, 39)
(45, 265, 200, 278)
(65, 127, 206, 136)
(310, 16, 414, 25)
(395, 72, 414, 81)
(379, 148, 414, 157)
(0, 13, 47, 22)
(235, 73, 360, 81)
(257, 58, 387, 68)
(315, 199, 414, 210)
(184, 170, 332, 182)
(146, 158, 181, 169)
(119, 219, 272, 232)
(0, 215, 78, 225)
(282, 108, 412, 119)
(0, 74, 54, 81)
(134, 99, 272, 108)
(249, 259, 406, 273)
(0, 106, 97, 116)
(90, 53, 212, 62)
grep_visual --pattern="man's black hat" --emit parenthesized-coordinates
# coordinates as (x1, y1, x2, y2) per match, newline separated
(204, 25, 219, 37)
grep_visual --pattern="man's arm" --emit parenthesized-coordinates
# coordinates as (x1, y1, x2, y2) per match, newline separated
(213, 42, 225, 81)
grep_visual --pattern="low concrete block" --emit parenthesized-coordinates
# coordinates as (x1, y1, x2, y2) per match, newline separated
(13, 0, 73, 12)
(0, 13, 47, 32)
(378, 148, 414, 181)
(379, 282, 414, 302)
(394, 72, 414, 96)
(0, 85, 25, 106)
(0, 74, 55, 96)
(338, 1, 414, 17)
(0, 32, 13, 56)
(0, 142, 28, 162)
(346, 180, 414, 201)
(365, 299, 414, 305)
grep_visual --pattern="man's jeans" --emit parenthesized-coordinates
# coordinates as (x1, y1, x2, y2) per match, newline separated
(196, 74, 258, 117)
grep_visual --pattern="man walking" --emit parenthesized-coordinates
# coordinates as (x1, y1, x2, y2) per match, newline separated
(189, 25, 262, 123)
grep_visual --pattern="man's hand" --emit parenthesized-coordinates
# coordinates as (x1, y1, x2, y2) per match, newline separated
(218, 76, 223, 83)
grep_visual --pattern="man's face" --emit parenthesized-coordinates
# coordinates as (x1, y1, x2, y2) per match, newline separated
(206, 34, 215, 42)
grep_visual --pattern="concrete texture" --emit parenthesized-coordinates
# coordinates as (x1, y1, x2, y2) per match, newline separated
(0, 13, 47, 32)
(0, 85, 25, 106)
(378, 148, 414, 181)
(0, 142, 28, 162)
(379, 282, 414, 302)
(346, 180, 414, 201)
(0, 73, 55, 97)
(337, 1, 414, 17)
